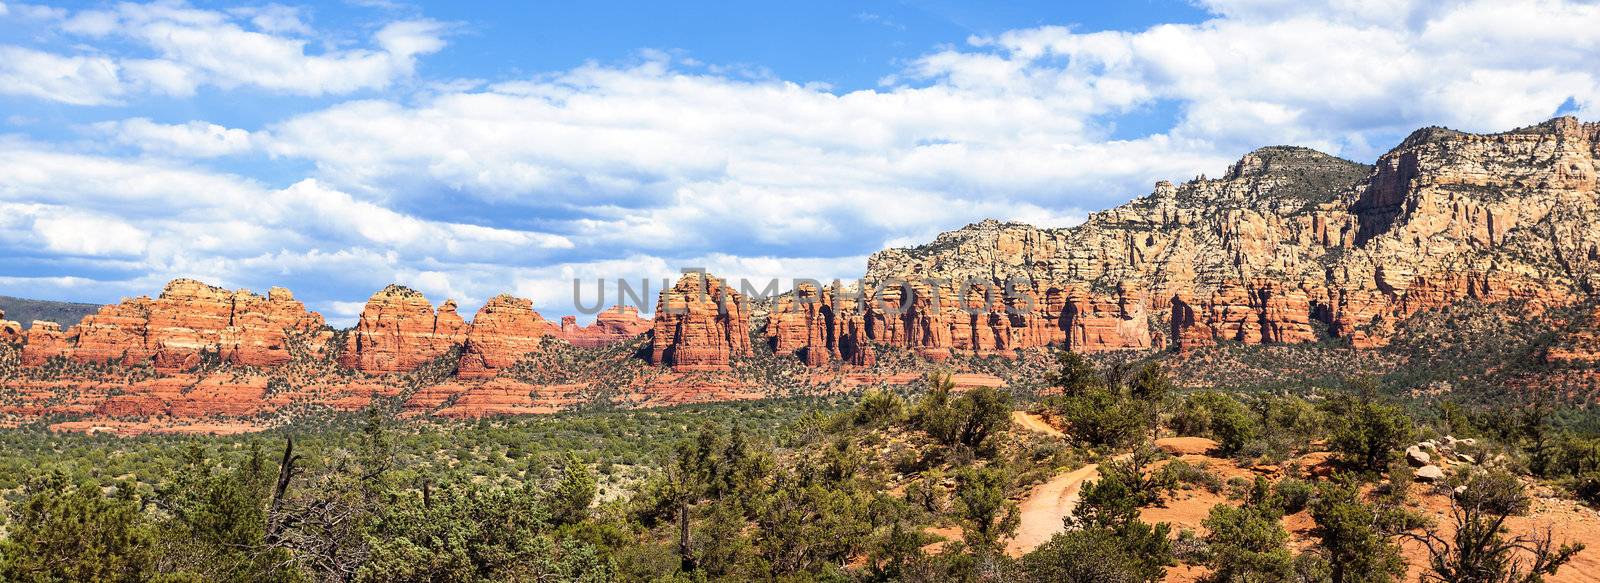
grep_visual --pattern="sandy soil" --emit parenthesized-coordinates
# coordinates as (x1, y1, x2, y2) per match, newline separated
(1005, 461, 1104, 556)
(1011, 411, 1065, 438)
(1155, 436, 1219, 456)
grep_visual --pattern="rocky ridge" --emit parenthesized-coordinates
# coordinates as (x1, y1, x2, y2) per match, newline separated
(10, 280, 651, 376)
(632, 118, 1599, 370)
(3, 117, 1599, 422)
(20, 279, 328, 371)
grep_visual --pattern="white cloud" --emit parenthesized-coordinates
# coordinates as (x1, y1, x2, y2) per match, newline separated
(232, 4, 311, 36)
(92, 118, 255, 157)
(3, 0, 1599, 324)
(0, 140, 574, 315)
(0, 46, 124, 105)
(4, 2, 445, 104)
(261, 56, 1211, 266)
(32, 210, 150, 256)
(920, 0, 1600, 152)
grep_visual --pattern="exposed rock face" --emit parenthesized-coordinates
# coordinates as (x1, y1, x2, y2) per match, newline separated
(340, 285, 468, 374)
(766, 282, 876, 366)
(649, 273, 752, 370)
(457, 295, 561, 378)
(855, 118, 1600, 354)
(558, 306, 652, 348)
(13, 281, 651, 379)
(19, 279, 326, 371)
(20, 321, 69, 366)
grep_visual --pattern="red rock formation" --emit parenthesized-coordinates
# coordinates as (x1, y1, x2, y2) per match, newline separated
(851, 118, 1600, 355)
(457, 294, 560, 378)
(751, 276, 1161, 364)
(558, 306, 651, 348)
(340, 285, 468, 374)
(19, 279, 326, 370)
(649, 273, 752, 370)
(1170, 280, 1315, 350)
(221, 286, 327, 367)
(20, 321, 69, 366)
(71, 296, 154, 365)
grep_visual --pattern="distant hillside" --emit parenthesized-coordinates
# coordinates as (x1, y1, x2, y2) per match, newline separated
(0, 295, 100, 329)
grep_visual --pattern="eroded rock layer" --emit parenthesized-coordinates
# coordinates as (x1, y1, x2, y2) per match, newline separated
(649, 273, 752, 370)
(862, 118, 1597, 353)
(658, 117, 1600, 366)
(18, 279, 327, 371)
(457, 295, 561, 379)
(339, 285, 469, 374)
(559, 306, 652, 348)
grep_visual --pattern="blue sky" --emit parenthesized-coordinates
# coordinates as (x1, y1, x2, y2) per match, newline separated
(0, 0, 1595, 325)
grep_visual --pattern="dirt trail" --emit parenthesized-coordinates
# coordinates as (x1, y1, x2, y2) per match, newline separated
(1004, 411, 1093, 557)
(1007, 451, 1141, 558)
(1011, 411, 1064, 437)
(1005, 462, 1101, 556)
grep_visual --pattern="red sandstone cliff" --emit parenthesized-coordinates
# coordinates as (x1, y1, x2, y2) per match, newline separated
(559, 306, 651, 348)
(851, 118, 1600, 355)
(339, 285, 468, 374)
(18, 279, 326, 371)
(457, 294, 561, 378)
(648, 273, 752, 370)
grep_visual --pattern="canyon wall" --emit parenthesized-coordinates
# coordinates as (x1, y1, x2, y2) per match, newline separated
(648, 273, 752, 370)
(655, 117, 1600, 368)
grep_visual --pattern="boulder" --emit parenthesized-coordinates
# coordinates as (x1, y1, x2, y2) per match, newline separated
(1406, 445, 1432, 467)
(1415, 465, 1445, 482)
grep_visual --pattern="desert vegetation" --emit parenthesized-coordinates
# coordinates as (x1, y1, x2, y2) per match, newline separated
(4, 346, 1599, 582)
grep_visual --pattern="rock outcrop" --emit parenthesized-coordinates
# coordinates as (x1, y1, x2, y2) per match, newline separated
(851, 118, 1600, 355)
(18, 279, 326, 371)
(558, 306, 651, 348)
(457, 295, 561, 378)
(766, 282, 876, 366)
(340, 285, 468, 374)
(649, 273, 752, 370)
(20, 321, 70, 366)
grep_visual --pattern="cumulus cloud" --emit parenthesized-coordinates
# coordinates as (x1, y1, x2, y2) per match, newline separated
(0, 1, 445, 104)
(0, 46, 125, 105)
(0, 140, 574, 319)
(91, 118, 255, 157)
(261, 56, 1207, 268)
(31, 210, 151, 257)
(3, 0, 1598, 323)
(922, 0, 1600, 152)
